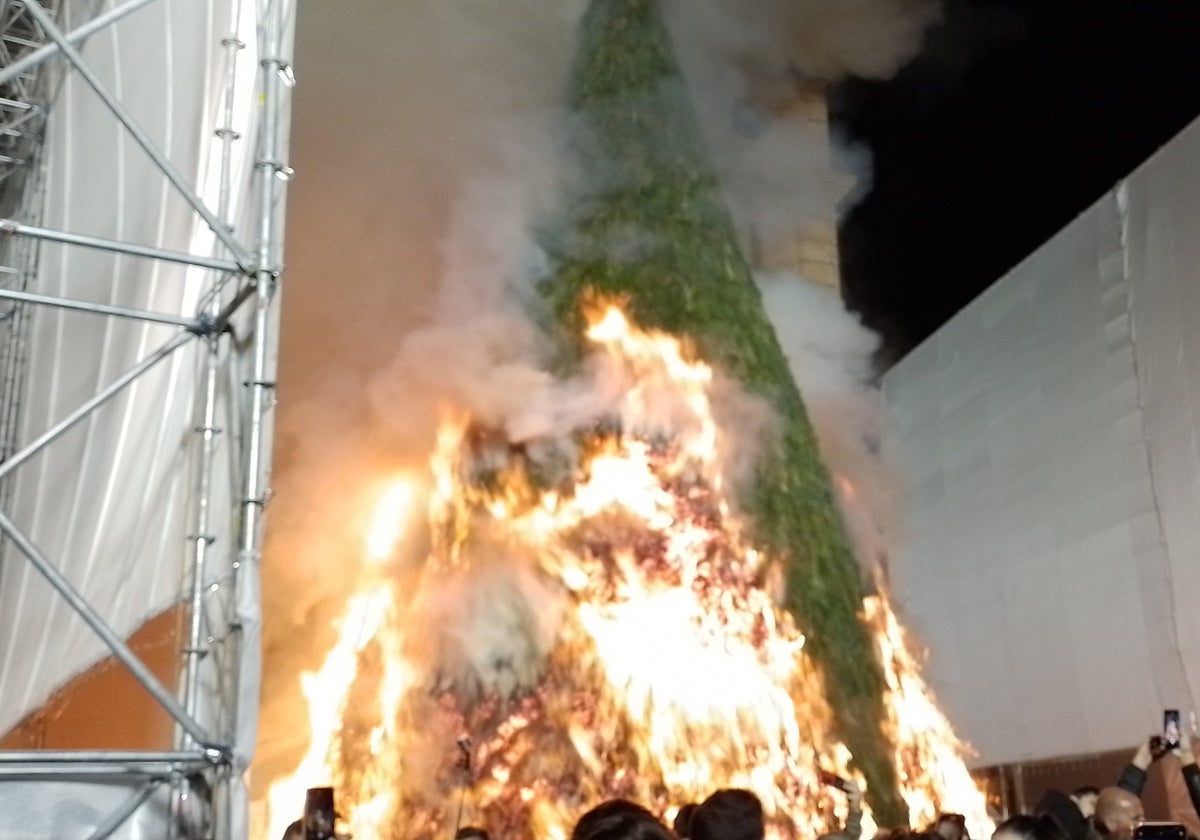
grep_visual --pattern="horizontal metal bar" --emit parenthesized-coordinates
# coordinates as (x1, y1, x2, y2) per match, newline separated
(0, 764, 203, 780)
(20, 0, 255, 270)
(0, 329, 194, 482)
(0, 35, 40, 51)
(0, 751, 217, 782)
(0, 287, 204, 330)
(0, 0, 158, 88)
(0, 750, 213, 764)
(0, 219, 245, 273)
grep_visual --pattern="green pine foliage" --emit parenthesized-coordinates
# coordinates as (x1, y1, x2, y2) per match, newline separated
(542, 0, 906, 824)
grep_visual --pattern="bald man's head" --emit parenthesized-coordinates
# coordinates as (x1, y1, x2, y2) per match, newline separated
(1095, 787, 1144, 840)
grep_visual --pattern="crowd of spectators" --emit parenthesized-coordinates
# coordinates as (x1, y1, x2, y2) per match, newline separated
(282, 735, 1200, 840)
(549, 733, 1200, 840)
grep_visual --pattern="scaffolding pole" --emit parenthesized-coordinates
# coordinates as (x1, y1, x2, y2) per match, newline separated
(0, 218, 245, 272)
(0, 286, 204, 330)
(0, 0, 156, 88)
(0, 0, 294, 836)
(0, 506, 217, 750)
(19, 0, 255, 271)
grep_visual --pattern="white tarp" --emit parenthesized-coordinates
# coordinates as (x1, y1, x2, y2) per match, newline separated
(0, 0, 249, 734)
(882, 116, 1200, 766)
(0, 0, 292, 836)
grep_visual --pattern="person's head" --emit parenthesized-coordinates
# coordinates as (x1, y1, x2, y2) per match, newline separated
(690, 789, 766, 840)
(1094, 787, 1144, 840)
(1071, 787, 1100, 820)
(992, 814, 1070, 840)
(936, 813, 970, 840)
(876, 830, 943, 840)
(456, 828, 491, 840)
(571, 799, 674, 840)
(674, 803, 699, 839)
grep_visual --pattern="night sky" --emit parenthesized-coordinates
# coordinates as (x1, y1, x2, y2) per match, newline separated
(830, 0, 1200, 368)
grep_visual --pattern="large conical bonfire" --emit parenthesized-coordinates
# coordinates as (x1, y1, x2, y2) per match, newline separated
(263, 1, 991, 837)
(543, 0, 904, 822)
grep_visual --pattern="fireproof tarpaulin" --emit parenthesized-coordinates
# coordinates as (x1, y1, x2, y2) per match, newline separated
(0, 1, 291, 837)
(1123, 123, 1200, 726)
(882, 115, 1200, 767)
(0, 0, 214, 735)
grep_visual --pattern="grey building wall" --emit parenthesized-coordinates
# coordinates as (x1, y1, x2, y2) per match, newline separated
(882, 116, 1200, 766)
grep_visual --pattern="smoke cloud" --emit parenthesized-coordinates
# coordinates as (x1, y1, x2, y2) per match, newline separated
(662, 0, 939, 269)
(259, 0, 583, 792)
(666, 0, 940, 82)
(756, 272, 897, 584)
(258, 0, 934, 805)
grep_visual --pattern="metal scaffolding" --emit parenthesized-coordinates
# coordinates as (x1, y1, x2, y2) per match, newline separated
(0, 0, 293, 837)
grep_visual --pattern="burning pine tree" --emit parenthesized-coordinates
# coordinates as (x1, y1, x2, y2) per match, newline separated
(541, 0, 905, 824)
(264, 1, 995, 837)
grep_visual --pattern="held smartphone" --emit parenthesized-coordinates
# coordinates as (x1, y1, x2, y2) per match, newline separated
(1164, 708, 1183, 750)
(1133, 823, 1186, 840)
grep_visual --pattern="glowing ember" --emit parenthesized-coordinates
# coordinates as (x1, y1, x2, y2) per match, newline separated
(263, 306, 988, 839)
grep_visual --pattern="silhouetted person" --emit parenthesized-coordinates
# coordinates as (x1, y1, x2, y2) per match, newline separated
(456, 828, 491, 840)
(992, 814, 1070, 840)
(690, 789, 765, 840)
(572, 799, 674, 840)
(934, 813, 970, 840)
(675, 803, 699, 839)
(875, 830, 943, 840)
(1035, 785, 1097, 840)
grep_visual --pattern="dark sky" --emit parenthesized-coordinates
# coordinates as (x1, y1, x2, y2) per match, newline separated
(830, 0, 1200, 367)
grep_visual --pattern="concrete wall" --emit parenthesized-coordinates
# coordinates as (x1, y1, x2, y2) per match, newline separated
(882, 116, 1200, 767)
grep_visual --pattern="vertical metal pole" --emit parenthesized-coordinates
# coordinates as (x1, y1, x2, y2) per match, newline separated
(997, 764, 1011, 820)
(176, 4, 248, 835)
(219, 1, 291, 838)
(180, 0, 246, 753)
(18, 0, 255, 270)
(1011, 762, 1027, 816)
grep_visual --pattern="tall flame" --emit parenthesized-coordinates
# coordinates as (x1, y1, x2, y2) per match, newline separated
(266, 478, 415, 840)
(867, 594, 992, 839)
(366, 479, 415, 563)
(262, 306, 989, 840)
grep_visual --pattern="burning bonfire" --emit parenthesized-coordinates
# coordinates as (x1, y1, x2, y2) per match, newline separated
(265, 306, 991, 840)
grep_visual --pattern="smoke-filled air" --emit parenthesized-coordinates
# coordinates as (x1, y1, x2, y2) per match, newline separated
(254, 1, 985, 839)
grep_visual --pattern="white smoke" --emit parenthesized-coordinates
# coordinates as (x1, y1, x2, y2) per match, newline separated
(259, 0, 585, 791)
(405, 534, 567, 701)
(663, 0, 940, 272)
(666, 0, 940, 82)
(756, 271, 897, 583)
(260, 0, 932, 805)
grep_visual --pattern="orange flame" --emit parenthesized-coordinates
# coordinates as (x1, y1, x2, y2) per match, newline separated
(261, 305, 989, 839)
(366, 478, 415, 563)
(266, 478, 415, 840)
(866, 593, 993, 839)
